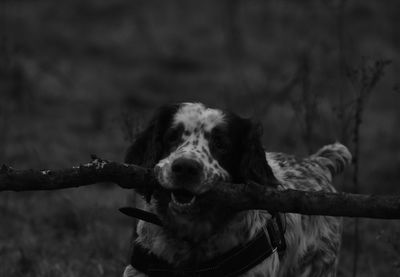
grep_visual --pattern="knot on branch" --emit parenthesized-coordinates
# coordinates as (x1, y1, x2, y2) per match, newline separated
(88, 154, 109, 170)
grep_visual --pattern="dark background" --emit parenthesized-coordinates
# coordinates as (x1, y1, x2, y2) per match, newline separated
(0, 0, 399, 276)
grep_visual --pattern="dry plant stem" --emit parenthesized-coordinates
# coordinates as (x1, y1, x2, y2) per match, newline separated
(299, 54, 316, 154)
(1, 160, 400, 219)
(352, 95, 363, 277)
(346, 58, 391, 277)
(336, 0, 351, 144)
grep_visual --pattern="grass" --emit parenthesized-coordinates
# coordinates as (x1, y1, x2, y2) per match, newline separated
(0, 187, 132, 277)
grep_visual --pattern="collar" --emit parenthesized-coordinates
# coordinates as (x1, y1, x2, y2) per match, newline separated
(130, 228, 275, 277)
(120, 207, 286, 277)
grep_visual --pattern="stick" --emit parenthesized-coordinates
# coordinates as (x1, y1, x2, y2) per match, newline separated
(1, 159, 399, 219)
(210, 182, 400, 219)
(0, 157, 155, 194)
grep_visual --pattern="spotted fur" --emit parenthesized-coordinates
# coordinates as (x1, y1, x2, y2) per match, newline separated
(123, 103, 351, 277)
(155, 103, 229, 194)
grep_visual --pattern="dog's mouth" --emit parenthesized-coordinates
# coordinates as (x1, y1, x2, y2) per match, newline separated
(168, 189, 198, 211)
(170, 189, 197, 205)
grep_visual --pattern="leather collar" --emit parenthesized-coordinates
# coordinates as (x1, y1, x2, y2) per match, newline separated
(120, 207, 286, 277)
(130, 228, 276, 277)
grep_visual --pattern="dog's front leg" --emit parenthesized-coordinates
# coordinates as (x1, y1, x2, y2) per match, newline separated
(123, 265, 148, 277)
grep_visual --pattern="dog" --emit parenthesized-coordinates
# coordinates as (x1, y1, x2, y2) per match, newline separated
(122, 102, 351, 277)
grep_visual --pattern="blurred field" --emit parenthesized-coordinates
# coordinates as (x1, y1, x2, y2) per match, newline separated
(0, 0, 399, 276)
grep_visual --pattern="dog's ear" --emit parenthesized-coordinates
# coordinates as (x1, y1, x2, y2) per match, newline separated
(125, 104, 179, 167)
(124, 121, 159, 167)
(239, 121, 279, 187)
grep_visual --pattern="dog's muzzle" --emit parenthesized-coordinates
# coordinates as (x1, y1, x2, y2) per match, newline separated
(165, 157, 202, 209)
(171, 157, 203, 188)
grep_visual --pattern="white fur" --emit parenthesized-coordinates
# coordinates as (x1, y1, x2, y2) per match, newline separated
(155, 103, 229, 193)
(173, 102, 225, 132)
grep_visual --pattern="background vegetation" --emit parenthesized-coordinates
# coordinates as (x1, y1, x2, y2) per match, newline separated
(0, 0, 399, 276)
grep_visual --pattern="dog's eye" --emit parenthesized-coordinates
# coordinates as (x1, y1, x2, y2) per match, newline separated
(164, 127, 183, 145)
(212, 133, 230, 153)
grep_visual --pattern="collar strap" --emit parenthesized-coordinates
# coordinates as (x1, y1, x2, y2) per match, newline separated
(268, 213, 287, 257)
(119, 207, 163, 226)
(131, 229, 276, 277)
(120, 207, 286, 276)
(119, 207, 286, 254)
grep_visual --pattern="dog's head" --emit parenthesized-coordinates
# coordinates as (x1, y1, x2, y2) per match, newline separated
(125, 103, 277, 240)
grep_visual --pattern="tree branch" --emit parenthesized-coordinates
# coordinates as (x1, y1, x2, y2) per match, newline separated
(1, 159, 399, 219)
(0, 157, 154, 193)
(210, 182, 400, 219)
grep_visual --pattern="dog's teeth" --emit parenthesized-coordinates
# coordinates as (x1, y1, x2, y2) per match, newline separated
(189, 196, 196, 205)
(170, 193, 196, 207)
(171, 192, 178, 204)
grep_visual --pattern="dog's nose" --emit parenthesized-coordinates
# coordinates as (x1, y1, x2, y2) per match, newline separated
(171, 158, 203, 183)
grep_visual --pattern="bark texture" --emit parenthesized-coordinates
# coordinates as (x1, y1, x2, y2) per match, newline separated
(1, 159, 399, 219)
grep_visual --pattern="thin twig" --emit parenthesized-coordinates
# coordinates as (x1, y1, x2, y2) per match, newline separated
(347, 57, 391, 277)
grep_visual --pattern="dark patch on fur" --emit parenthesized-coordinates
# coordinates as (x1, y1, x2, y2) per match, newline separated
(125, 104, 181, 167)
(208, 113, 278, 186)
